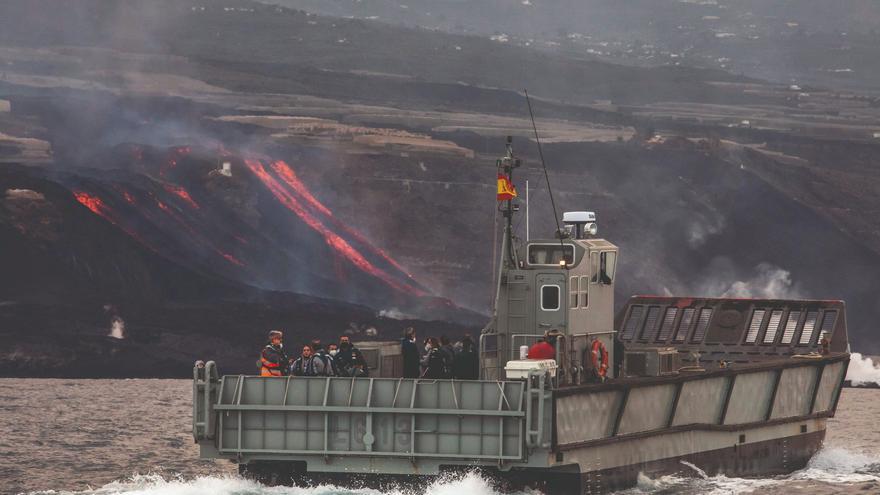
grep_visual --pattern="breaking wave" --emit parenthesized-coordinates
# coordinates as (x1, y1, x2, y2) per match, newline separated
(24, 449, 880, 495)
(28, 471, 538, 495)
(623, 447, 880, 494)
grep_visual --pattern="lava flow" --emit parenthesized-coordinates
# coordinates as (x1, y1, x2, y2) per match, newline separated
(269, 160, 418, 282)
(245, 159, 423, 296)
(162, 183, 200, 209)
(73, 190, 156, 252)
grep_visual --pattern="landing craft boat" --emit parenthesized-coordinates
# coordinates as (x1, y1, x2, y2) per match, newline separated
(193, 139, 850, 493)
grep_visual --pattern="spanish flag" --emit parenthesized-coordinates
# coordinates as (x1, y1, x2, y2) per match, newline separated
(497, 173, 517, 201)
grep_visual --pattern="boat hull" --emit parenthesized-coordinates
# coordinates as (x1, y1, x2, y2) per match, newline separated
(241, 426, 824, 494)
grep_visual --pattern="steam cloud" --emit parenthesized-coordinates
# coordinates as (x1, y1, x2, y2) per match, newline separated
(109, 316, 125, 339)
(695, 261, 802, 299)
(846, 353, 880, 386)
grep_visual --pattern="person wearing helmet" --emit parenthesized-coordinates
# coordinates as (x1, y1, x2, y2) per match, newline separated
(260, 330, 288, 377)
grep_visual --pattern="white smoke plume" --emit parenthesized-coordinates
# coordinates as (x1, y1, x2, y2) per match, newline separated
(695, 261, 802, 299)
(378, 307, 414, 320)
(109, 316, 125, 339)
(686, 213, 725, 249)
(846, 353, 880, 386)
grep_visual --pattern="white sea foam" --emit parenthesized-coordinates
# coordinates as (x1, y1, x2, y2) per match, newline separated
(846, 353, 880, 386)
(621, 447, 880, 494)
(30, 471, 532, 495)
(790, 447, 880, 484)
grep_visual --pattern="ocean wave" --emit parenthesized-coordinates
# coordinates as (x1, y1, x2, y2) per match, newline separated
(26, 447, 880, 495)
(27, 471, 534, 495)
(623, 447, 880, 494)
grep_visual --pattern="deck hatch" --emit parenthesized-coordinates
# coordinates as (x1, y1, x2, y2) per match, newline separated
(780, 311, 801, 344)
(745, 309, 766, 343)
(799, 311, 819, 344)
(656, 307, 678, 342)
(763, 310, 784, 344)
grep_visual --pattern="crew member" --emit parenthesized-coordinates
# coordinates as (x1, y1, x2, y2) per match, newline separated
(401, 327, 420, 378)
(289, 344, 314, 376)
(310, 341, 336, 376)
(452, 334, 479, 380)
(421, 337, 447, 379)
(337, 336, 369, 377)
(439, 335, 455, 376)
(260, 330, 288, 377)
(527, 330, 558, 360)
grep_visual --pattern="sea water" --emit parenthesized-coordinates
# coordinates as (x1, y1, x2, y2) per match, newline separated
(2, 375, 878, 495)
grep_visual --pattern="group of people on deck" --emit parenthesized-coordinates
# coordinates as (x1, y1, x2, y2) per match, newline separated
(259, 330, 369, 378)
(258, 327, 479, 380)
(400, 327, 479, 380)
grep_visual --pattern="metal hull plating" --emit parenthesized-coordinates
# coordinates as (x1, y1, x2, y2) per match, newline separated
(239, 426, 825, 494)
(194, 353, 846, 494)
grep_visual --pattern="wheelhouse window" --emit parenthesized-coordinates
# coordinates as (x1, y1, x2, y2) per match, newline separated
(691, 308, 714, 343)
(656, 307, 678, 342)
(570, 276, 579, 308)
(528, 245, 574, 266)
(541, 285, 561, 311)
(599, 251, 616, 284)
(780, 311, 801, 344)
(763, 310, 785, 344)
(799, 311, 819, 345)
(639, 306, 661, 341)
(745, 309, 766, 343)
(673, 308, 696, 342)
(621, 305, 644, 340)
(590, 252, 599, 283)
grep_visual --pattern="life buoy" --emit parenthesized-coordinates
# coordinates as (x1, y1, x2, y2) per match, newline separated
(590, 339, 609, 378)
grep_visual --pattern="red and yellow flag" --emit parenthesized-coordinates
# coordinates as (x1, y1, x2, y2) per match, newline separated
(497, 173, 517, 201)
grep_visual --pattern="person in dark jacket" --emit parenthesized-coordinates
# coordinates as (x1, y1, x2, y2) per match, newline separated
(289, 344, 314, 377)
(310, 341, 337, 377)
(260, 330, 288, 377)
(401, 327, 420, 378)
(453, 334, 479, 380)
(439, 335, 455, 378)
(421, 337, 447, 379)
(336, 336, 369, 377)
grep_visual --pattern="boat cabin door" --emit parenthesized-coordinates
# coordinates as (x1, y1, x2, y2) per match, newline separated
(536, 273, 566, 333)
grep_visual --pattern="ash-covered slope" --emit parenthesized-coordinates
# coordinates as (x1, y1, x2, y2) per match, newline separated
(0, 164, 476, 377)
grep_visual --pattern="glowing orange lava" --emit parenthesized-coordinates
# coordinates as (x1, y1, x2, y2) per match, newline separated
(271, 161, 332, 217)
(163, 183, 200, 209)
(270, 160, 417, 281)
(73, 190, 156, 251)
(245, 159, 422, 295)
(74, 191, 107, 216)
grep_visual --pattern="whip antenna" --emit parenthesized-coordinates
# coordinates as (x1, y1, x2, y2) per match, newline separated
(524, 90, 567, 258)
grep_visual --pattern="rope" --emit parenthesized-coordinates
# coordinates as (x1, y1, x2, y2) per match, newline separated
(525, 90, 567, 256)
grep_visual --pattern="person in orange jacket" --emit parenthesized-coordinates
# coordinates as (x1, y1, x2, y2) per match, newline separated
(260, 330, 288, 376)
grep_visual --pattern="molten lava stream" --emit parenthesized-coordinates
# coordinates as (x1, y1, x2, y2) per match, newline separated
(269, 160, 419, 282)
(162, 183, 200, 209)
(73, 190, 157, 252)
(245, 159, 423, 296)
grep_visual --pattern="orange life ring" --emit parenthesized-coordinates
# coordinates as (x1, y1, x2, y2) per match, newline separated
(590, 339, 609, 377)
